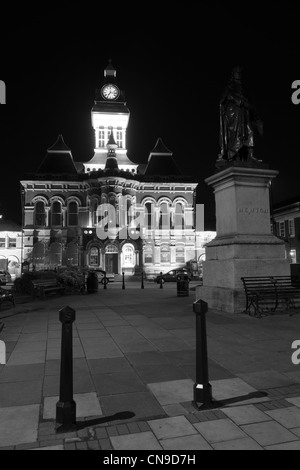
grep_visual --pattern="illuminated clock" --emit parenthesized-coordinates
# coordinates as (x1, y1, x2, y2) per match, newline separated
(101, 84, 120, 100)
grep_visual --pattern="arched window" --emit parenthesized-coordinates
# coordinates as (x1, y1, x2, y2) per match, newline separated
(66, 243, 78, 266)
(89, 247, 99, 266)
(91, 200, 98, 225)
(174, 203, 184, 230)
(127, 199, 132, 225)
(51, 201, 62, 227)
(34, 201, 46, 227)
(144, 245, 153, 264)
(160, 244, 170, 263)
(49, 242, 62, 266)
(176, 245, 185, 263)
(122, 244, 134, 267)
(159, 202, 170, 230)
(105, 243, 118, 253)
(33, 242, 45, 268)
(68, 202, 78, 226)
(145, 202, 153, 229)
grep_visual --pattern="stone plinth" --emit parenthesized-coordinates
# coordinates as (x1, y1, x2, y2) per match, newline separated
(196, 163, 290, 314)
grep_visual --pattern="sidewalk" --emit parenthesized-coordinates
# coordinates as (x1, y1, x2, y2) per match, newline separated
(1, 281, 300, 450)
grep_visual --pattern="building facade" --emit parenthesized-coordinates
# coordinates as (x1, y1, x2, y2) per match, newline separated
(20, 62, 199, 278)
(0, 217, 22, 279)
(272, 196, 300, 269)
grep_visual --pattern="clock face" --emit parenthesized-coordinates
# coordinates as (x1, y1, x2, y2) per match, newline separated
(102, 84, 119, 100)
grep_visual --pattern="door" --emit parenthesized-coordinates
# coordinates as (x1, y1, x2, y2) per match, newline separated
(106, 253, 118, 274)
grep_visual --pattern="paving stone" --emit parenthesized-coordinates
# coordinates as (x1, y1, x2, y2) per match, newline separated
(221, 405, 269, 425)
(186, 414, 199, 424)
(15, 442, 39, 450)
(76, 442, 88, 450)
(87, 440, 100, 450)
(264, 406, 300, 429)
(194, 418, 247, 443)
(43, 393, 102, 419)
(33, 445, 64, 450)
(161, 434, 212, 450)
(100, 391, 165, 420)
(148, 416, 198, 439)
(6, 350, 45, 366)
(64, 443, 76, 450)
(239, 370, 295, 390)
(99, 438, 113, 450)
(127, 422, 140, 434)
(93, 369, 146, 396)
(110, 431, 162, 450)
(137, 422, 150, 432)
(39, 439, 64, 447)
(162, 403, 189, 417)
(147, 379, 194, 405)
(116, 424, 129, 435)
(210, 378, 269, 406)
(95, 427, 108, 439)
(0, 380, 42, 407)
(212, 437, 263, 450)
(241, 421, 299, 446)
(107, 426, 119, 437)
(88, 357, 131, 374)
(265, 441, 300, 450)
(0, 363, 44, 383)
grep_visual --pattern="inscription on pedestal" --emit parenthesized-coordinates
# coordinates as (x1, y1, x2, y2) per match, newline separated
(238, 207, 269, 215)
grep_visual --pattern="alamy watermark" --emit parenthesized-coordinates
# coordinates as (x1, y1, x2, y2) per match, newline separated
(291, 80, 300, 105)
(93, 201, 204, 240)
(291, 340, 300, 365)
(0, 80, 6, 104)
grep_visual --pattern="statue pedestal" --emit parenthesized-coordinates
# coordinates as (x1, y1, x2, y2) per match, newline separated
(196, 164, 290, 313)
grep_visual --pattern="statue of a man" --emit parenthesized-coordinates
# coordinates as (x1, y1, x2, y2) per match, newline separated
(218, 66, 263, 162)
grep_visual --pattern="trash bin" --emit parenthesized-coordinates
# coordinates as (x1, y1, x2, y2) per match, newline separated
(177, 274, 189, 297)
(87, 271, 98, 293)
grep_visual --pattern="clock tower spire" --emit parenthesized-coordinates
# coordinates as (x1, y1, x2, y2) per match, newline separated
(83, 61, 137, 174)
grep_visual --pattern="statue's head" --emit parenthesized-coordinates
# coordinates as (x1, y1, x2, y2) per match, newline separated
(231, 65, 242, 82)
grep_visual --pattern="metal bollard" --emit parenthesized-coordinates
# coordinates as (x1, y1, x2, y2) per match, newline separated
(104, 273, 107, 290)
(192, 299, 212, 408)
(56, 306, 76, 430)
(160, 272, 163, 289)
(141, 271, 144, 289)
(122, 272, 125, 290)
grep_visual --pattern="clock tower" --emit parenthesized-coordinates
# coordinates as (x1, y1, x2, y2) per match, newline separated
(83, 60, 138, 173)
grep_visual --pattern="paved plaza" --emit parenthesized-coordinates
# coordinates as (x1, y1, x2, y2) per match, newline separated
(1, 281, 300, 450)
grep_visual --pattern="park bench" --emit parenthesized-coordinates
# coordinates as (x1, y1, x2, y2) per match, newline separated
(0, 286, 15, 310)
(241, 275, 300, 317)
(32, 279, 66, 299)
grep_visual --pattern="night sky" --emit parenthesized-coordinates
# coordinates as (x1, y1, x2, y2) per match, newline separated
(0, 3, 299, 230)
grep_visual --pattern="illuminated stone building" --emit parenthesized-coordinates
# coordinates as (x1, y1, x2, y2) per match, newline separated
(20, 62, 199, 277)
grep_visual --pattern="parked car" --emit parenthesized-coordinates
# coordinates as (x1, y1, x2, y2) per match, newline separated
(0, 270, 12, 285)
(94, 268, 115, 284)
(154, 269, 191, 284)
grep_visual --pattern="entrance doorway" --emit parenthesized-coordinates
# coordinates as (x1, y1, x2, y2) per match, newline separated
(105, 253, 118, 274)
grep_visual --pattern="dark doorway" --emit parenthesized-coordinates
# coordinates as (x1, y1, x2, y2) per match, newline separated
(106, 253, 118, 274)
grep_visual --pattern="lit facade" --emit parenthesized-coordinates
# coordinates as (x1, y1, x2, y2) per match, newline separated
(272, 196, 300, 267)
(0, 218, 22, 279)
(20, 62, 200, 277)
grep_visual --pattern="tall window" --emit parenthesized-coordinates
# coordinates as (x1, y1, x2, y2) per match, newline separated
(123, 245, 134, 267)
(159, 202, 170, 230)
(98, 127, 105, 147)
(174, 203, 184, 230)
(289, 219, 295, 237)
(127, 199, 132, 225)
(145, 202, 153, 229)
(51, 201, 62, 227)
(34, 201, 46, 227)
(176, 245, 185, 263)
(66, 243, 78, 266)
(68, 202, 78, 226)
(160, 244, 170, 263)
(89, 247, 99, 266)
(116, 128, 123, 148)
(50, 242, 62, 266)
(92, 200, 99, 225)
(33, 242, 45, 268)
(0, 238, 6, 248)
(279, 221, 285, 238)
(144, 245, 153, 264)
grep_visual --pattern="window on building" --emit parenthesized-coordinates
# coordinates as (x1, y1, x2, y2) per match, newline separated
(32, 242, 45, 268)
(279, 221, 285, 238)
(0, 238, 6, 248)
(66, 243, 78, 266)
(116, 128, 123, 148)
(160, 244, 170, 263)
(127, 199, 132, 225)
(49, 242, 62, 266)
(51, 201, 62, 227)
(9, 238, 16, 248)
(145, 202, 153, 229)
(89, 247, 99, 266)
(68, 202, 78, 226)
(98, 127, 105, 147)
(91, 200, 99, 225)
(159, 202, 170, 230)
(176, 245, 185, 263)
(34, 201, 46, 227)
(174, 203, 184, 230)
(144, 245, 153, 264)
(123, 245, 134, 267)
(289, 219, 295, 237)
(289, 249, 297, 264)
